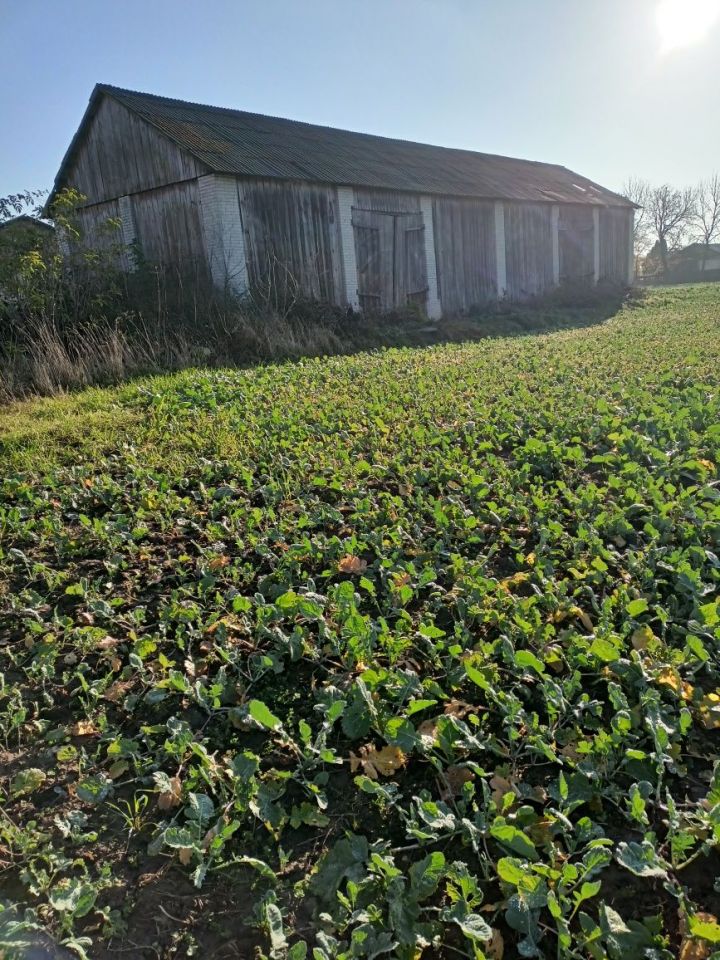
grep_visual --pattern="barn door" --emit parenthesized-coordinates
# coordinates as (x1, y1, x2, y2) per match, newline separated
(352, 208, 428, 312)
(353, 208, 394, 312)
(559, 207, 594, 283)
(395, 213, 428, 308)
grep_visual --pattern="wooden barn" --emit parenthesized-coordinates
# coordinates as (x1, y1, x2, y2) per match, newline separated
(48, 84, 635, 315)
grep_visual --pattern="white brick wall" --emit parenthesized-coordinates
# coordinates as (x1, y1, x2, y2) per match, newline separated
(337, 185, 359, 309)
(118, 195, 137, 270)
(494, 201, 507, 298)
(420, 196, 442, 319)
(56, 225, 70, 258)
(198, 174, 248, 295)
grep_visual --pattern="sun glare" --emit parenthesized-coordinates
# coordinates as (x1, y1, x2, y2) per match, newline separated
(656, 0, 720, 51)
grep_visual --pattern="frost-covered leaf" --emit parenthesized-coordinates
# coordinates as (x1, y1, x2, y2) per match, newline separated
(11, 768, 46, 798)
(615, 840, 667, 878)
(455, 912, 492, 942)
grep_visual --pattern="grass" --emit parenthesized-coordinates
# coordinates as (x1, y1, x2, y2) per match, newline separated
(0, 283, 719, 959)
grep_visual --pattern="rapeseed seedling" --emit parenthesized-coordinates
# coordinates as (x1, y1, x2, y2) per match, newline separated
(1, 284, 719, 958)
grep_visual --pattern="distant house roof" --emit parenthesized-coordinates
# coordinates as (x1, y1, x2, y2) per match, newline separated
(50, 83, 635, 209)
(677, 242, 720, 258)
(0, 214, 54, 233)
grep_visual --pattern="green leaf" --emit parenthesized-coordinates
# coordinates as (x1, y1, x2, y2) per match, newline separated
(187, 792, 215, 823)
(311, 835, 369, 901)
(589, 637, 620, 662)
(547, 890, 562, 919)
(232, 751, 260, 781)
(626, 599, 649, 617)
(575, 880, 602, 905)
(409, 851, 445, 900)
(235, 856, 277, 881)
(688, 915, 720, 943)
(248, 699, 282, 731)
(264, 901, 286, 959)
(48, 878, 97, 918)
(514, 650, 546, 675)
(163, 826, 198, 849)
(490, 823, 539, 861)
(558, 770, 568, 801)
(686, 633, 710, 662)
(627, 782, 649, 825)
(599, 903, 655, 958)
(615, 840, 667, 878)
(76, 775, 112, 805)
(699, 601, 719, 627)
(406, 698, 438, 716)
(497, 857, 528, 886)
(383, 716, 418, 750)
(454, 913, 493, 942)
(465, 662, 491, 691)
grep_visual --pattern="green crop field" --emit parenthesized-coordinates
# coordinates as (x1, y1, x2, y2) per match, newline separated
(1, 284, 719, 960)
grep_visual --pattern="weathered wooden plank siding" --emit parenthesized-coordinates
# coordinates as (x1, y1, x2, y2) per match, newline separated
(432, 198, 496, 312)
(600, 207, 632, 283)
(239, 179, 344, 303)
(504, 203, 554, 299)
(353, 189, 421, 214)
(559, 205, 595, 283)
(73, 199, 127, 267)
(63, 97, 205, 206)
(130, 180, 208, 275)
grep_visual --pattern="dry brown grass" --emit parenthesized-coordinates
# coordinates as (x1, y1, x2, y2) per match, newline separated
(0, 289, 633, 402)
(0, 319, 191, 401)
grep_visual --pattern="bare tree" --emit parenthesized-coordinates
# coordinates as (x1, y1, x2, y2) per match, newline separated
(693, 174, 720, 271)
(621, 178, 651, 269)
(645, 184, 696, 273)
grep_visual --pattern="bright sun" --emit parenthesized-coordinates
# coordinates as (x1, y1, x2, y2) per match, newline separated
(656, 0, 720, 51)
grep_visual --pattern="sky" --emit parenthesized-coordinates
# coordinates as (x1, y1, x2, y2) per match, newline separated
(1, 0, 719, 201)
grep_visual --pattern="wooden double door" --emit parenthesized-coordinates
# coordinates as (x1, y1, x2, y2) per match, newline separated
(559, 206, 595, 283)
(352, 206, 428, 313)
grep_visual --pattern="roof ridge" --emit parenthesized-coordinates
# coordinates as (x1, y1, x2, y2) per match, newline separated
(48, 83, 635, 210)
(98, 83, 570, 173)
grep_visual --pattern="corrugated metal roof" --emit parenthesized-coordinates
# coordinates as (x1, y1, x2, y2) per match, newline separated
(0, 215, 55, 233)
(53, 84, 635, 208)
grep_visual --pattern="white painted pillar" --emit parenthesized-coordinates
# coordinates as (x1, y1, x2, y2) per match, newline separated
(628, 211, 635, 283)
(593, 207, 601, 284)
(198, 174, 248, 295)
(494, 201, 507, 298)
(118, 195, 137, 271)
(337, 186, 360, 310)
(420, 195, 442, 319)
(56, 224, 71, 258)
(551, 205, 560, 286)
